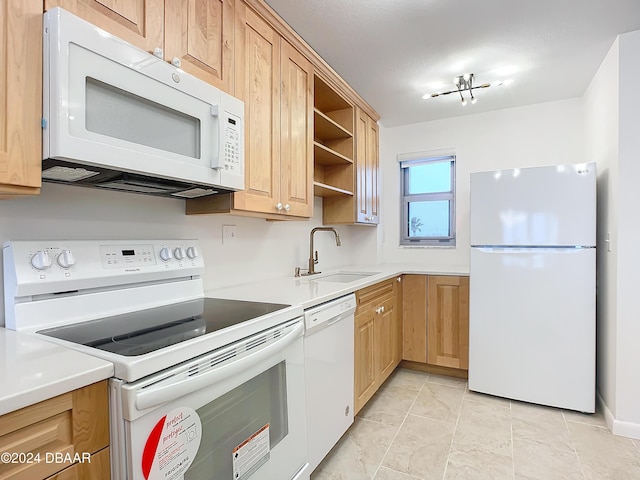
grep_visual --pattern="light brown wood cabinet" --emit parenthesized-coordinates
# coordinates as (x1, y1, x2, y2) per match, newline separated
(355, 108, 380, 224)
(45, 0, 234, 92)
(321, 107, 379, 225)
(45, 447, 110, 480)
(164, 0, 235, 92)
(354, 277, 402, 414)
(402, 275, 470, 372)
(427, 275, 469, 370)
(0, 0, 42, 196)
(44, 0, 163, 53)
(0, 380, 110, 480)
(186, 3, 313, 219)
(313, 74, 355, 202)
(402, 274, 428, 363)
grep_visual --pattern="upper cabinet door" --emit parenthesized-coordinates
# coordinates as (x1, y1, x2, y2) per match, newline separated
(45, 0, 164, 53)
(355, 109, 379, 224)
(164, 0, 235, 93)
(232, 4, 281, 214)
(367, 116, 379, 221)
(0, 0, 41, 195)
(280, 40, 313, 217)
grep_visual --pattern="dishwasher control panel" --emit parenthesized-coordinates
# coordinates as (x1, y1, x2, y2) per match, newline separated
(303, 294, 357, 334)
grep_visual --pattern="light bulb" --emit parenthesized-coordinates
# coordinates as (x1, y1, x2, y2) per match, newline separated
(461, 98, 467, 106)
(422, 93, 433, 99)
(463, 73, 471, 81)
(454, 76, 461, 85)
(471, 97, 478, 104)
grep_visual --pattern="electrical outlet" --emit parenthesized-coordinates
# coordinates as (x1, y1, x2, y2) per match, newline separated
(222, 225, 237, 245)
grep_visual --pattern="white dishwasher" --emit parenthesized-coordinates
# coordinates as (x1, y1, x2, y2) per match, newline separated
(303, 294, 357, 473)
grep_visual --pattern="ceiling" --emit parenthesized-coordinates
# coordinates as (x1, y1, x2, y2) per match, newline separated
(263, 0, 640, 127)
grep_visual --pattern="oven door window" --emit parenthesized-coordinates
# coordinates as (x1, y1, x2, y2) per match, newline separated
(186, 361, 288, 480)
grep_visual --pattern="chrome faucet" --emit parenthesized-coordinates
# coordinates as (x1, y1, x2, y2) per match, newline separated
(300, 227, 341, 276)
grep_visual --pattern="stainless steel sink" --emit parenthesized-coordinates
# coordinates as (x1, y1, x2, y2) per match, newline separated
(312, 272, 379, 283)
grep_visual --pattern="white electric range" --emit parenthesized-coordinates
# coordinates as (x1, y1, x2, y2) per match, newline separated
(3, 240, 309, 480)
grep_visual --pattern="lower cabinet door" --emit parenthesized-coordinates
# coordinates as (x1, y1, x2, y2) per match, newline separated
(375, 297, 397, 384)
(427, 275, 470, 370)
(354, 311, 376, 414)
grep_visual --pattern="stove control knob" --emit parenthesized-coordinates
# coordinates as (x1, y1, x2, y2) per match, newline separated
(186, 246, 199, 259)
(30, 251, 52, 270)
(57, 250, 76, 269)
(174, 247, 186, 260)
(159, 246, 173, 262)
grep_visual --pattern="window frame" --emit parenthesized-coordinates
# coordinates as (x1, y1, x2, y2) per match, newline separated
(399, 153, 456, 247)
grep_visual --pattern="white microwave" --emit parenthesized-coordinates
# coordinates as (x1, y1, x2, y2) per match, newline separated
(42, 8, 244, 199)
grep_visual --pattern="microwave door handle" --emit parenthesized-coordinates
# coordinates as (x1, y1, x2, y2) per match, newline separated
(134, 321, 303, 411)
(210, 104, 221, 169)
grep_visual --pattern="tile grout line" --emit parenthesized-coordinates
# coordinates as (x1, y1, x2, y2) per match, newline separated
(561, 410, 588, 480)
(370, 376, 429, 480)
(510, 400, 515, 480)
(440, 382, 468, 480)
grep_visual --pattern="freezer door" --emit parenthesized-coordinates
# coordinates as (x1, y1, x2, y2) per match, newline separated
(470, 163, 596, 247)
(468, 247, 595, 412)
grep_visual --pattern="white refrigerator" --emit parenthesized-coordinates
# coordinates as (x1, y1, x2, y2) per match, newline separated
(469, 162, 596, 413)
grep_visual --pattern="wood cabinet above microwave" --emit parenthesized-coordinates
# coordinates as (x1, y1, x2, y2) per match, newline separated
(44, 0, 235, 93)
(186, 3, 314, 220)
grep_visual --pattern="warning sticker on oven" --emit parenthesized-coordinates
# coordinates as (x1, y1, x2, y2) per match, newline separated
(141, 407, 202, 480)
(232, 424, 271, 480)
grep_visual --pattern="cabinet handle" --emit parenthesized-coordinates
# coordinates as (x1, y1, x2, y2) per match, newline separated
(276, 203, 283, 211)
(397, 277, 401, 282)
(153, 47, 163, 58)
(171, 56, 182, 67)
(284, 204, 291, 212)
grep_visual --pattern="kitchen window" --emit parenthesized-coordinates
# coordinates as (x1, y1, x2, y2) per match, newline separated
(399, 150, 456, 246)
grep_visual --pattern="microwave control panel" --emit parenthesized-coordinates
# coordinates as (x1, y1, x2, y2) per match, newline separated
(222, 113, 242, 174)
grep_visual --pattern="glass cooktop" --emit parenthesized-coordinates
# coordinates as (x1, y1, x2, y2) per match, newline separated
(38, 298, 290, 356)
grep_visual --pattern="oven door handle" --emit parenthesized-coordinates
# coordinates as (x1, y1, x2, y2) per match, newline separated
(134, 321, 303, 411)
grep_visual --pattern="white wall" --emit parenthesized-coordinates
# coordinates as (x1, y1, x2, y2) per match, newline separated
(583, 29, 640, 439)
(615, 29, 640, 435)
(379, 98, 585, 269)
(584, 37, 619, 426)
(0, 184, 378, 323)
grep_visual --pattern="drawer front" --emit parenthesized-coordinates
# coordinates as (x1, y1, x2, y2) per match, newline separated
(45, 447, 110, 480)
(0, 381, 109, 480)
(356, 278, 396, 308)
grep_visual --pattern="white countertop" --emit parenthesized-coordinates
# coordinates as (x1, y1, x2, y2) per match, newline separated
(206, 263, 468, 309)
(0, 328, 114, 416)
(0, 264, 464, 416)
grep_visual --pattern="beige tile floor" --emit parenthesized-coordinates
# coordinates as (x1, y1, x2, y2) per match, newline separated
(311, 368, 640, 480)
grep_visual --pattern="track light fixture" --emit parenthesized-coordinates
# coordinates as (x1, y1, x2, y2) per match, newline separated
(422, 73, 505, 105)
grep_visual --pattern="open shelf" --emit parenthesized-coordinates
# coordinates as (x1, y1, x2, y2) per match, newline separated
(314, 108, 352, 139)
(313, 181, 354, 197)
(314, 141, 353, 166)
(314, 74, 355, 201)
(315, 77, 352, 113)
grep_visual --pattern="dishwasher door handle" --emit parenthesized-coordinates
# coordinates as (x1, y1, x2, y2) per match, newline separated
(326, 315, 345, 326)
